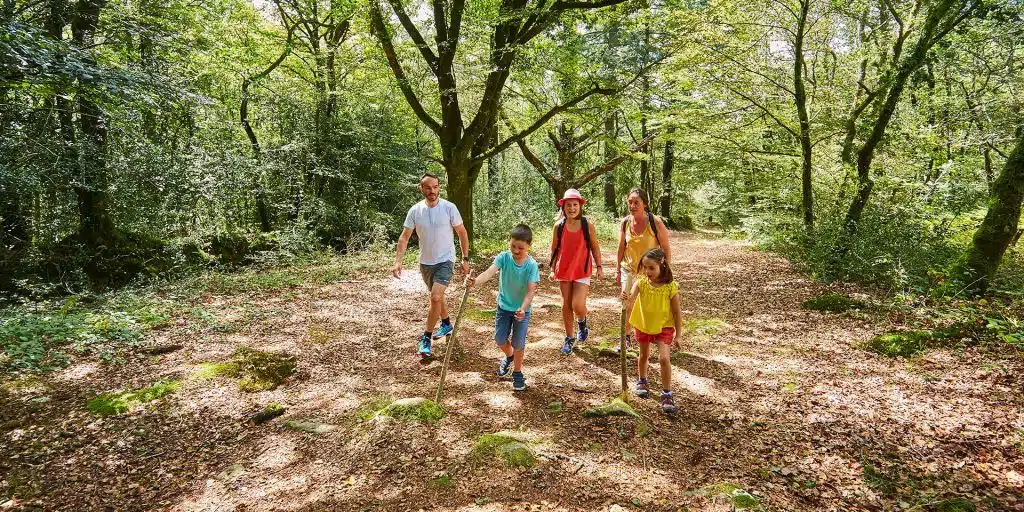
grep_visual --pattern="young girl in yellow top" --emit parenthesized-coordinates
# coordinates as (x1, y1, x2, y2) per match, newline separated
(622, 247, 682, 415)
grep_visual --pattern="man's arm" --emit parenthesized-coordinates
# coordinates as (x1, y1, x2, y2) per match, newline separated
(392, 227, 414, 277)
(454, 223, 470, 273)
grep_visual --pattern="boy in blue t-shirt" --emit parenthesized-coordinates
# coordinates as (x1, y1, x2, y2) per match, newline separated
(465, 224, 540, 391)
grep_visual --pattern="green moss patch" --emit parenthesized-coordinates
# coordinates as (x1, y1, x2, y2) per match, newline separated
(801, 293, 867, 313)
(283, 419, 337, 434)
(866, 330, 934, 357)
(87, 380, 180, 416)
(584, 397, 640, 419)
(195, 347, 296, 391)
(581, 339, 636, 359)
(470, 432, 537, 468)
(683, 317, 728, 340)
(427, 474, 455, 489)
(464, 307, 496, 322)
(376, 397, 445, 423)
(698, 482, 763, 511)
(935, 499, 976, 512)
(252, 403, 286, 424)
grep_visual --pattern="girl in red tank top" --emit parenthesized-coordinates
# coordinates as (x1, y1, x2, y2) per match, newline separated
(549, 189, 603, 355)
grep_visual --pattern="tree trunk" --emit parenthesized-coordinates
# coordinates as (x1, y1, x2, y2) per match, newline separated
(793, 0, 814, 230)
(72, 0, 114, 246)
(446, 162, 477, 243)
(659, 127, 675, 219)
(639, 117, 650, 198)
(951, 131, 1024, 296)
(603, 117, 617, 215)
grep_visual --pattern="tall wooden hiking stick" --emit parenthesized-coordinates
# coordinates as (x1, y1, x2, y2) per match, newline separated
(619, 303, 628, 394)
(435, 275, 471, 403)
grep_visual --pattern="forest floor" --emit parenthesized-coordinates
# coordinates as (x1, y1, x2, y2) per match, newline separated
(1, 231, 1022, 511)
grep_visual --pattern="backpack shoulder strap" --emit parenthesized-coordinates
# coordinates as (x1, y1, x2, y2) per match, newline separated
(549, 218, 566, 267)
(581, 217, 592, 272)
(648, 211, 661, 245)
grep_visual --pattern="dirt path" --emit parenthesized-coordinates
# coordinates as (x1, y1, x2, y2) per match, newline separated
(1, 232, 1022, 511)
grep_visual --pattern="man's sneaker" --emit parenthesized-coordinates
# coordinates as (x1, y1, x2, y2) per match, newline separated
(432, 322, 454, 340)
(497, 356, 513, 377)
(634, 378, 650, 398)
(560, 336, 577, 355)
(577, 324, 590, 343)
(512, 371, 526, 391)
(661, 392, 677, 415)
(417, 333, 432, 357)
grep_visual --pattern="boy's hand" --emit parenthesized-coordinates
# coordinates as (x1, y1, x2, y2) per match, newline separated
(514, 308, 526, 321)
(391, 262, 402, 278)
(464, 275, 475, 287)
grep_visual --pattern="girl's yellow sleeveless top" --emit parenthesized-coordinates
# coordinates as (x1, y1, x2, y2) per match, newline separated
(622, 217, 658, 273)
(629, 276, 679, 335)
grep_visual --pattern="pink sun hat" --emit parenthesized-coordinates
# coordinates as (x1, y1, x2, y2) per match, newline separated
(557, 188, 587, 207)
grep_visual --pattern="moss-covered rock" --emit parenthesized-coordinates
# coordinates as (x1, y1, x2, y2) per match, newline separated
(196, 347, 296, 391)
(699, 482, 763, 511)
(470, 432, 537, 468)
(283, 419, 337, 434)
(584, 397, 640, 419)
(377, 397, 445, 423)
(801, 293, 867, 313)
(87, 380, 180, 416)
(252, 403, 286, 424)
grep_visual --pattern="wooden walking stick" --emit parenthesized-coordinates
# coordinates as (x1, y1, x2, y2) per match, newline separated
(619, 302, 628, 395)
(435, 273, 471, 403)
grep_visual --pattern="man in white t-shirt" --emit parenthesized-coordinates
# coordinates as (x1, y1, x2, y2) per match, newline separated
(392, 173, 470, 358)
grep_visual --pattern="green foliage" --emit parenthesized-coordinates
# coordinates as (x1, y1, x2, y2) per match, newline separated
(801, 294, 867, 313)
(87, 380, 180, 416)
(698, 482, 763, 511)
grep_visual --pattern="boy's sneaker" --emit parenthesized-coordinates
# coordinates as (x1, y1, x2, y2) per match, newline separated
(417, 333, 432, 357)
(432, 322, 454, 340)
(560, 336, 577, 355)
(577, 324, 590, 343)
(660, 392, 677, 415)
(497, 356, 513, 377)
(512, 371, 526, 391)
(634, 378, 650, 398)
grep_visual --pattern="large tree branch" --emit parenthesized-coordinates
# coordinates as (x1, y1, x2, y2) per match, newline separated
(551, 0, 629, 8)
(369, 1, 441, 135)
(474, 84, 617, 163)
(577, 131, 659, 186)
(387, 0, 439, 73)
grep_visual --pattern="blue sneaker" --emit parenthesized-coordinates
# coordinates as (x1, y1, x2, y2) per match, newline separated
(417, 333, 432, 357)
(432, 322, 454, 340)
(497, 356, 513, 377)
(577, 323, 589, 343)
(512, 371, 526, 391)
(560, 336, 576, 355)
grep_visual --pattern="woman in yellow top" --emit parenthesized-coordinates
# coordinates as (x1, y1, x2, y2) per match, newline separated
(616, 188, 672, 348)
(622, 248, 682, 415)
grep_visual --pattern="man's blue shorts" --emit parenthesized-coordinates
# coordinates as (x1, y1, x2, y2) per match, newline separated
(494, 307, 531, 351)
(419, 261, 454, 289)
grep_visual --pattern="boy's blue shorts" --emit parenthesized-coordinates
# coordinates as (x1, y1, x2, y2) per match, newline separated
(494, 307, 531, 351)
